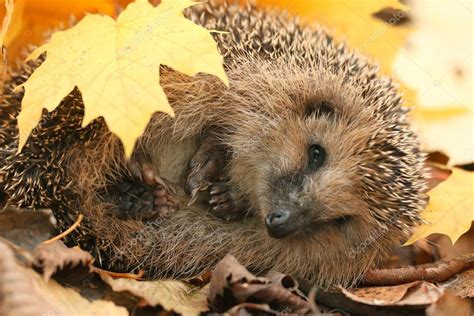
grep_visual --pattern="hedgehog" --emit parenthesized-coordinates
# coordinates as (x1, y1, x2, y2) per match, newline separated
(0, 1, 426, 287)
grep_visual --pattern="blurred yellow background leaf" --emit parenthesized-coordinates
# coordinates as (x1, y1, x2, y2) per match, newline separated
(394, 0, 472, 111)
(1, 0, 14, 88)
(0, 0, 13, 47)
(406, 168, 474, 245)
(411, 108, 473, 167)
(16, 0, 227, 157)
(255, 0, 411, 75)
(393, 0, 473, 165)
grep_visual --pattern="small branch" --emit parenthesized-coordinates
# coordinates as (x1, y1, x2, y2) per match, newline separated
(42, 214, 84, 244)
(92, 266, 144, 280)
(362, 254, 474, 286)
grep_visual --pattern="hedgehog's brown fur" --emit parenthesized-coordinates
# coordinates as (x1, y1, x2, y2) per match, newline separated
(0, 1, 426, 287)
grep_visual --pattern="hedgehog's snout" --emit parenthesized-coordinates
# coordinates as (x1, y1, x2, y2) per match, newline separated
(265, 172, 312, 238)
(265, 208, 297, 238)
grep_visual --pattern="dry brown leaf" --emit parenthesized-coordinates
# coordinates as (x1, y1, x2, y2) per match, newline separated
(225, 303, 279, 315)
(441, 269, 474, 299)
(0, 206, 55, 251)
(34, 240, 93, 281)
(99, 271, 209, 316)
(425, 292, 473, 316)
(340, 281, 444, 306)
(0, 240, 127, 316)
(266, 270, 299, 291)
(425, 162, 452, 192)
(209, 255, 311, 314)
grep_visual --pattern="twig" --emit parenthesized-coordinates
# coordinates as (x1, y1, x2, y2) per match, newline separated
(42, 214, 84, 244)
(362, 253, 474, 286)
(92, 266, 145, 280)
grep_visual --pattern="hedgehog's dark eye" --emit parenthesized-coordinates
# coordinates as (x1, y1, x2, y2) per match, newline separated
(308, 144, 326, 170)
(334, 215, 352, 226)
(305, 100, 334, 118)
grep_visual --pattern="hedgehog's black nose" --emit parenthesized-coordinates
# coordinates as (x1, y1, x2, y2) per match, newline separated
(265, 208, 296, 239)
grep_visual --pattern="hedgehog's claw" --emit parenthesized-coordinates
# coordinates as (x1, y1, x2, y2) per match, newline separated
(208, 180, 242, 220)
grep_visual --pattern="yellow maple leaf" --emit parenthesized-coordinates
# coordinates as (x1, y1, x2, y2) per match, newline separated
(16, 0, 228, 157)
(406, 168, 474, 245)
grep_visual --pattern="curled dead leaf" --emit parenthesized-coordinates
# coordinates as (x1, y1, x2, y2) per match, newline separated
(34, 240, 92, 281)
(99, 271, 209, 316)
(340, 281, 444, 307)
(441, 269, 474, 298)
(224, 302, 279, 315)
(208, 255, 311, 314)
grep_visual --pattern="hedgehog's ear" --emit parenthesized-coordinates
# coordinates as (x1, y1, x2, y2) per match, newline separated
(305, 100, 335, 118)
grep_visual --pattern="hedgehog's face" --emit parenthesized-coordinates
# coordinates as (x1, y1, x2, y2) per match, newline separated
(254, 99, 375, 241)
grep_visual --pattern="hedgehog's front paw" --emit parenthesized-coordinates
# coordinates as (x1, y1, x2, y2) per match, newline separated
(185, 135, 226, 205)
(141, 164, 179, 220)
(108, 165, 178, 221)
(208, 180, 246, 221)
